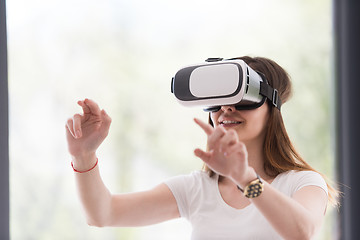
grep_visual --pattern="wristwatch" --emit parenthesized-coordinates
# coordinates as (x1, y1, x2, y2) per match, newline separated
(237, 174, 264, 198)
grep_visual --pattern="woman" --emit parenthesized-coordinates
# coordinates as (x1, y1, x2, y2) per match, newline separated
(66, 56, 338, 239)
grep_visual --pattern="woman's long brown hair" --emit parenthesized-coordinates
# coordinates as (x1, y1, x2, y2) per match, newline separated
(203, 56, 339, 206)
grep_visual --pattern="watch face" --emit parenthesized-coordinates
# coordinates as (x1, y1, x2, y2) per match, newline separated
(244, 180, 264, 198)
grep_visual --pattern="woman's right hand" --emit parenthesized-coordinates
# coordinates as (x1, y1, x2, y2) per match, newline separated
(65, 99, 111, 163)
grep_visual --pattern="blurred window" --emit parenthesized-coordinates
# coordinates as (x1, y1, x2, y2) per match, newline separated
(7, 0, 336, 239)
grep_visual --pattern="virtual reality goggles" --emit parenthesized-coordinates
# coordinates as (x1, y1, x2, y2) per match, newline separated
(171, 58, 281, 112)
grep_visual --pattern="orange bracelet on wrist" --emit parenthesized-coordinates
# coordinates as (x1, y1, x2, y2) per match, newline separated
(71, 158, 98, 173)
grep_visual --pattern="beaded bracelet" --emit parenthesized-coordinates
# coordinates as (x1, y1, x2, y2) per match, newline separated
(71, 158, 98, 173)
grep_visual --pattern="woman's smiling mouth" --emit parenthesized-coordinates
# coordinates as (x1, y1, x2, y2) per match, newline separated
(219, 120, 243, 127)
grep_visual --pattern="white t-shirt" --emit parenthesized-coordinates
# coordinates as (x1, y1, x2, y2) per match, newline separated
(165, 170, 328, 240)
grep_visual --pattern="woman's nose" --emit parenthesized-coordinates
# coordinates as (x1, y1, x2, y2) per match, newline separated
(221, 105, 236, 112)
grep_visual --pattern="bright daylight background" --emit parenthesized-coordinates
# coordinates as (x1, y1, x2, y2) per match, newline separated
(7, 0, 338, 239)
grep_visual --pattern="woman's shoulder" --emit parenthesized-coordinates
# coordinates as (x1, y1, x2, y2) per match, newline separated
(276, 169, 323, 179)
(272, 170, 328, 196)
(276, 170, 325, 182)
(164, 170, 211, 187)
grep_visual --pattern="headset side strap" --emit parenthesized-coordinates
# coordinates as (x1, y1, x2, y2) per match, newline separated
(260, 81, 282, 110)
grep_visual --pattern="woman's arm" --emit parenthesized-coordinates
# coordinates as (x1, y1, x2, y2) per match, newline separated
(194, 118, 327, 240)
(249, 179, 327, 240)
(66, 99, 179, 227)
(74, 163, 179, 227)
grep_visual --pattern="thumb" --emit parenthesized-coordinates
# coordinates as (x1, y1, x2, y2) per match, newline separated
(194, 148, 212, 163)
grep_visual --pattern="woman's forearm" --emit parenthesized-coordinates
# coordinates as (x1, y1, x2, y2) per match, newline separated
(251, 182, 326, 240)
(73, 156, 112, 227)
(66, 99, 116, 226)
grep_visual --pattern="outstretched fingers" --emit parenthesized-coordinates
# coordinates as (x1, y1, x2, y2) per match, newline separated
(194, 118, 219, 165)
(98, 109, 112, 137)
(194, 117, 224, 149)
(72, 114, 83, 138)
(226, 141, 248, 160)
(79, 98, 101, 116)
(194, 118, 214, 136)
(194, 148, 212, 163)
(219, 130, 238, 153)
(65, 113, 83, 139)
(78, 100, 91, 114)
(66, 118, 76, 138)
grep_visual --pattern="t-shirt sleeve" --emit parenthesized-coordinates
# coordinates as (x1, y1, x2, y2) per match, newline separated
(164, 171, 199, 219)
(291, 171, 328, 196)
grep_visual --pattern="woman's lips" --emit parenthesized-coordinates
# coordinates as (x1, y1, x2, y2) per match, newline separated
(219, 120, 243, 127)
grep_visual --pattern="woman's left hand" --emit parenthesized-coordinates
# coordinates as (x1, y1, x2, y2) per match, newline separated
(193, 118, 254, 186)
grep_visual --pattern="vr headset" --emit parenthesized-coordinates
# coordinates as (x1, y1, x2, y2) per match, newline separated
(171, 58, 281, 112)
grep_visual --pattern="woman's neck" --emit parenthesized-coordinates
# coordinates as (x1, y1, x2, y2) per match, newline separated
(243, 139, 271, 180)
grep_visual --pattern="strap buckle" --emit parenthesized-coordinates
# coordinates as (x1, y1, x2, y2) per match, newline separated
(272, 89, 278, 108)
(205, 58, 224, 62)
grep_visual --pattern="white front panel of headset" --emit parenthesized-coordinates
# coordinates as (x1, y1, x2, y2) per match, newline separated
(189, 64, 239, 98)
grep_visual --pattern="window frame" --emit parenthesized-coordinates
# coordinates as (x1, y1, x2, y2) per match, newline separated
(0, 0, 9, 239)
(334, 0, 360, 239)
